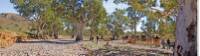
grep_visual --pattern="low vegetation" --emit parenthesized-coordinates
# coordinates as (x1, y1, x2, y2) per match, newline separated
(0, 31, 17, 48)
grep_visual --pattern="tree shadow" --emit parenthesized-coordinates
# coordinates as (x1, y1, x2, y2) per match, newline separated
(16, 39, 78, 44)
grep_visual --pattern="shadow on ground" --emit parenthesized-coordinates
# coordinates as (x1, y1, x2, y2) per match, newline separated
(16, 39, 79, 44)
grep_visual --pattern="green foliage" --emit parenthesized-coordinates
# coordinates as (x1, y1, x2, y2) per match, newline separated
(10, 0, 177, 40)
(11, 0, 107, 40)
(86, 0, 107, 33)
(126, 7, 144, 33)
(11, 0, 64, 37)
(161, 0, 178, 11)
(107, 9, 128, 36)
(114, 0, 177, 39)
(158, 17, 175, 39)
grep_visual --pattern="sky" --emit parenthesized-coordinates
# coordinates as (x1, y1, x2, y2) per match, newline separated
(103, 0, 129, 15)
(0, 0, 18, 13)
(0, 0, 129, 15)
(0, 0, 145, 32)
(103, 0, 145, 32)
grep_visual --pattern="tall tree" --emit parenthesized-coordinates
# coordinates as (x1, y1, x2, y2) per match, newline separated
(174, 0, 197, 56)
(126, 7, 144, 34)
(107, 9, 128, 40)
(57, 0, 107, 41)
(85, 0, 107, 41)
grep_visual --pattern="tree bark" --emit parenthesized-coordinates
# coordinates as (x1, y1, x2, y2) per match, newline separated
(71, 23, 76, 38)
(52, 24, 58, 39)
(174, 0, 197, 56)
(134, 24, 137, 34)
(89, 30, 94, 41)
(75, 22, 84, 41)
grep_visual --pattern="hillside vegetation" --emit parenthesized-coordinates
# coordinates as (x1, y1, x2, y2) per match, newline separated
(0, 13, 31, 34)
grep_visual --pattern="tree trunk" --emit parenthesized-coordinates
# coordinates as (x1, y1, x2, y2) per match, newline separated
(111, 32, 115, 40)
(52, 24, 58, 39)
(71, 23, 76, 38)
(75, 22, 84, 41)
(89, 30, 94, 41)
(36, 26, 40, 39)
(111, 30, 117, 40)
(174, 0, 197, 56)
(134, 24, 137, 34)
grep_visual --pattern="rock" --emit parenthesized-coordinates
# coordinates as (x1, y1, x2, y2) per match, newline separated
(90, 46, 172, 56)
(0, 39, 89, 56)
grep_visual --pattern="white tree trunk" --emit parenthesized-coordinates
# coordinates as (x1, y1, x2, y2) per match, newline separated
(174, 0, 197, 56)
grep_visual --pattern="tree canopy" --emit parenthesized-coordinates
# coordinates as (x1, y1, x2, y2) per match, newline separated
(10, 0, 178, 40)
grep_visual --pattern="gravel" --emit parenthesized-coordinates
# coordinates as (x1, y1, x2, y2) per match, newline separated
(0, 39, 89, 56)
(0, 39, 173, 56)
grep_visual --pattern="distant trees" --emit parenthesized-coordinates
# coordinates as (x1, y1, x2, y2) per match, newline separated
(107, 9, 128, 40)
(114, 0, 177, 38)
(126, 7, 144, 34)
(158, 17, 175, 39)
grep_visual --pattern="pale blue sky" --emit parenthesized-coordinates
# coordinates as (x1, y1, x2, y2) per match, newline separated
(0, 0, 144, 32)
(103, 0, 129, 15)
(0, 0, 129, 14)
(0, 0, 18, 13)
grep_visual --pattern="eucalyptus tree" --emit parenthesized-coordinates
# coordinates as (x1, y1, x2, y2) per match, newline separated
(126, 7, 144, 34)
(85, 0, 107, 41)
(55, 0, 107, 41)
(107, 9, 128, 40)
(174, 0, 197, 56)
(10, 0, 64, 39)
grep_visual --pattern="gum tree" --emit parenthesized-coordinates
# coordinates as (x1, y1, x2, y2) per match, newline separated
(56, 0, 107, 41)
(10, 0, 63, 39)
(174, 0, 197, 56)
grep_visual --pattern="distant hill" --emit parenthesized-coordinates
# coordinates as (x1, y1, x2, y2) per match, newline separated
(0, 13, 31, 33)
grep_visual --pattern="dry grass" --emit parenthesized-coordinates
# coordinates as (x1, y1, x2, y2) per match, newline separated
(0, 31, 17, 48)
(0, 13, 30, 33)
(82, 41, 107, 50)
